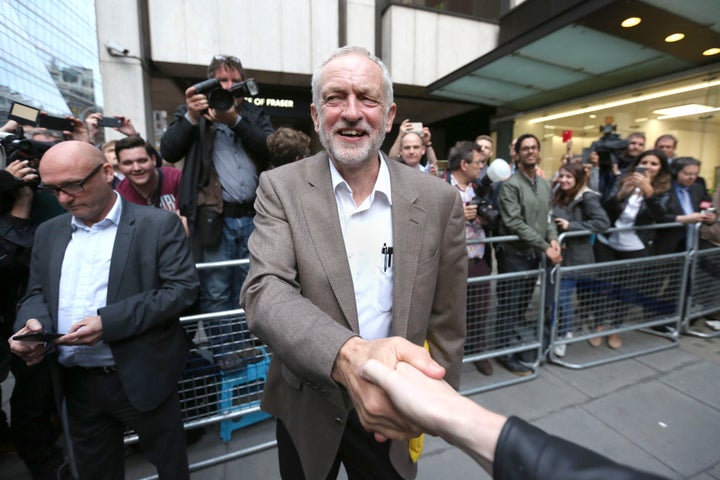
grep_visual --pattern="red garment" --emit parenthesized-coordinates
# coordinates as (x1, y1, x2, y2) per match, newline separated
(116, 167, 182, 212)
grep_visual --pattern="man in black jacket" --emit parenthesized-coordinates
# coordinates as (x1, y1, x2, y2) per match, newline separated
(161, 55, 274, 369)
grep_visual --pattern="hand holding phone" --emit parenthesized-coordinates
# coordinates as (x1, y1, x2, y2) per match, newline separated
(38, 113, 75, 132)
(408, 122, 423, 137)
(12, 331, 63, 343)
(635, 166, 647, 176)
(98, 116, 123, 128)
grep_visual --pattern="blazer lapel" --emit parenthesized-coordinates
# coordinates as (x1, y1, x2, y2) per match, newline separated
(300, 154, 360, 331)
(47, 219, 73, 321)
(107, 200, 136, 303)
(387, 161, 425, 338)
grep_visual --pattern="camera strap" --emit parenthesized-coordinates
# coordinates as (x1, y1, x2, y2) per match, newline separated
(148, 167, 163, 208)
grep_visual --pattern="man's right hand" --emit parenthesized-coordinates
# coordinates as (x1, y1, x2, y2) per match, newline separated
(464, 203, 479, 222)
(9, 319, 50, 366)
(331, 336, 446, 442)
(185, 86, 209, 123)
(545, 240, 562, 265)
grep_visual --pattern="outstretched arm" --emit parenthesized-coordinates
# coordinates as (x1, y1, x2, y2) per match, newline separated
(360, 359, 504, 473)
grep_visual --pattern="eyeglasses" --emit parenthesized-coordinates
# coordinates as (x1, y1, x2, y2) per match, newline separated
(39, 163, 104, 196)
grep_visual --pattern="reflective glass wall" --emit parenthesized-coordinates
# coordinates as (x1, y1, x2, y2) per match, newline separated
(0, 0, 102, 120)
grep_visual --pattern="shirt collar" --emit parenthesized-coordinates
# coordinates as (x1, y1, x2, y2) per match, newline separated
(518, 168, 537, 186)
(329, 153, 392, 206)
(70, 191, 123, 231)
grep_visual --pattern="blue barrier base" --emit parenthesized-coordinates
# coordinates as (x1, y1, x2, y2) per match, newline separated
(218, 347, 271, 442)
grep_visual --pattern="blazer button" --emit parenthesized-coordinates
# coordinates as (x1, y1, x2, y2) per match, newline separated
(334, 417, 343, 424)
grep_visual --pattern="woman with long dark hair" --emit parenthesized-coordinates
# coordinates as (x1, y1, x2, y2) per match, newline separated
(593, 149, 671, 348)
(551, 163, 609, 357)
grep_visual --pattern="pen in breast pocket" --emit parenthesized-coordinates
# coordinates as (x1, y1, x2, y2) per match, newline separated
(381, 243, 393, 272)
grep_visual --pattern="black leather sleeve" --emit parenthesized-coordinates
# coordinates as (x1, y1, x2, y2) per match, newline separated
(493, 416, 668, 480)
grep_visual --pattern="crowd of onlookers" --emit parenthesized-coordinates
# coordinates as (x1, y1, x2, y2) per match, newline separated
(394, 127, 718, 376)
(0, 50, 718, 478)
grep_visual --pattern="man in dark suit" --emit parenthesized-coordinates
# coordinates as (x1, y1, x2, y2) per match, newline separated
(241, 46, 467, 480)
(655, 156, 716, 254)
(9, 141, 199, 479)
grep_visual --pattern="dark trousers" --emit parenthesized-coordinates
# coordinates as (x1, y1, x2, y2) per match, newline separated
(496, 249, 541, 354)
(276, 410, 402, 480)
(10, 357, 65, 478)
(61, 367, 189, 480)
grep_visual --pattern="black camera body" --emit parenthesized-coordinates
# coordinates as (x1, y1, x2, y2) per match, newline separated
(191, 78, 259, 111)
(1, 129, 56, 188)
(471, 175, 500, 227)
(590, 124, 629, 166)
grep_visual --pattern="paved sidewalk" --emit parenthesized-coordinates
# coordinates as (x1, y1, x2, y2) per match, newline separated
(2, 330, 719, 479)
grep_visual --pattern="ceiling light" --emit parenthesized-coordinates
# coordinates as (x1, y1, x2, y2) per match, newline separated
(527, 78, 720, 124)
(634, 117, 648, 122)
(703, 48, 720, 56)
(621, 17, 641, 28)
(583, 125, 596, 130)
(665, 33, 685, 43)
(543, 125, 556, 129)
(543, 133, 554, 138)
(653, 104, 720, 119)
(588, 114, 596, 119)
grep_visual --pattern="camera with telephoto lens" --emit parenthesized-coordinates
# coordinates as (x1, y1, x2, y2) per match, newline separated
(471, 175, 500, 227)
(191, 78, 260, 111)
(0, 129, 56, 189)
(590, 123, 628, 166)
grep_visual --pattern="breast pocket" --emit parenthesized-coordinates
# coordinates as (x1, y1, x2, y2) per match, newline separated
(373, 265, 393, 314)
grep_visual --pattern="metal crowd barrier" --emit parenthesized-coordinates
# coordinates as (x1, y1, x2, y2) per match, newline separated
(682, 223, 720, 338)
(127, 222, 719, 476)
(461, 235, 545, 395)
(546, 223, 686, 369)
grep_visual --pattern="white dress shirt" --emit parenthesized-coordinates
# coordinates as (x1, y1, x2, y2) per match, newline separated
(57, 192, 122, 366)
(330, 155, 393, 340)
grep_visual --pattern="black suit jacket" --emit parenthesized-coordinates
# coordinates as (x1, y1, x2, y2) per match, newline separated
(654, 182, 710, 254)
(15, 199, 200, 411)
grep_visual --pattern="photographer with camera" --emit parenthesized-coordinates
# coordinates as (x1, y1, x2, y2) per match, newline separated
(0, 154, 70, 478)
(442, 141, 497, 376)
(160, 54, 274, 370)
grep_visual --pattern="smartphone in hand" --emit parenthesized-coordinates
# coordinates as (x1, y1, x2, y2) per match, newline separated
(13, 332, 63, 343)
(98, 116, 123, 128)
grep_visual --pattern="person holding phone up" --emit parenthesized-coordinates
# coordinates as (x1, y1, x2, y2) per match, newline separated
(591, 150, 672, 348)
(388, 119, 438, 175)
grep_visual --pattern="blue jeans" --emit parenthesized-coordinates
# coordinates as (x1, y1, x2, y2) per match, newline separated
(199, 216, 254, 357)
(554, 276, 575, 337)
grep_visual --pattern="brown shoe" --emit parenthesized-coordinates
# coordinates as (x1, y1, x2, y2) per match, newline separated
(588, 325, 603, 347)
(473, 359, 493, 376)
(607, 334, 622, 349)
